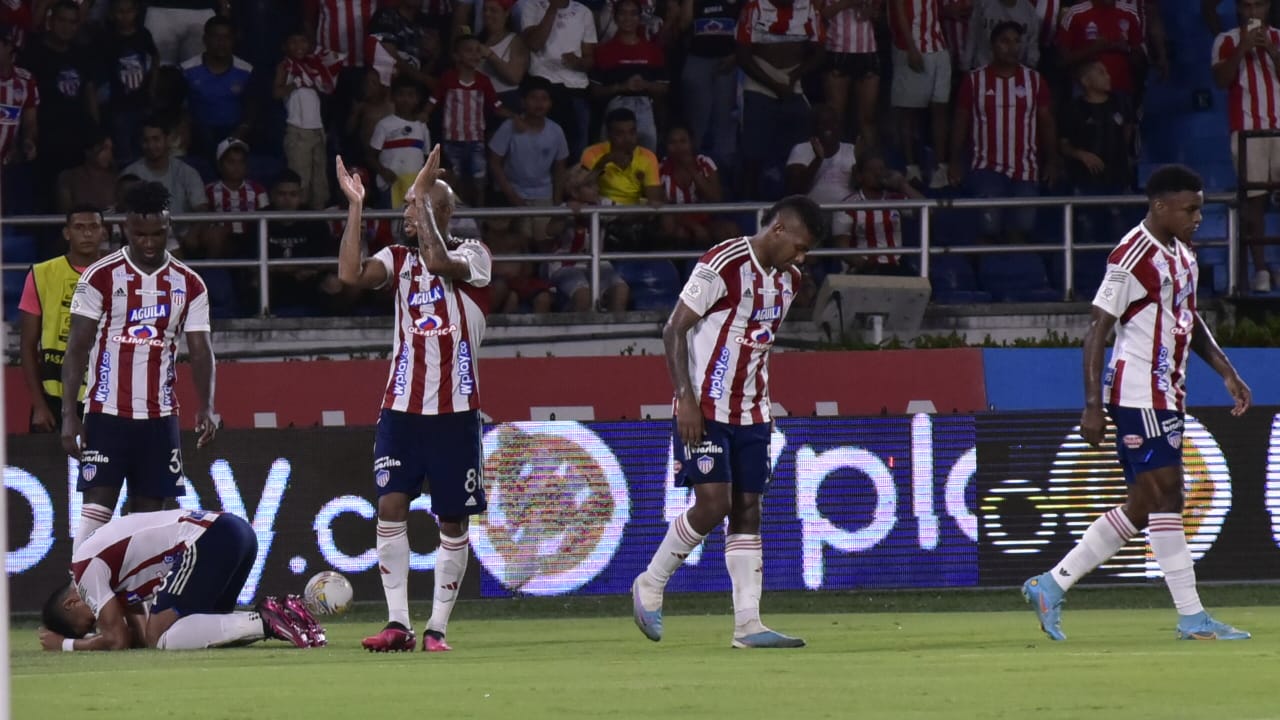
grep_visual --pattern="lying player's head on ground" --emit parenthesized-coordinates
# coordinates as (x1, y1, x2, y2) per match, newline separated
(42, 581, 95, 640)
(1145, 164, 1204, 245)
(64, 203, 106, 258)
(989, 20, 1024, 67)
(604, 108, 639, 155)
(759, 195, 825, 269)
(122, 181, 172, 265)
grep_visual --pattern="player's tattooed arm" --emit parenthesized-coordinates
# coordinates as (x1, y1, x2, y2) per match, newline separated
(335, 156, 390, 289)
(664, 301, 706, 447)
(59, 314, 98, 459)
(1079, 306, 1118, 446)
(1191, 312, 1251, 416)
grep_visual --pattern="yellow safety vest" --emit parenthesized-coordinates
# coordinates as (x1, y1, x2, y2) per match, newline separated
(31, 256, 87, 401)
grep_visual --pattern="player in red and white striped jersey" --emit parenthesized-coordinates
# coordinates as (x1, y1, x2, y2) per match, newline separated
(950, 21, 1058, 243)
(1212, 0, 1280, 292)
(305, 0, 377, 66)
(59, 182, 218, 553)
(337, 147, 490, 654)
(1022, 165, 1254, 643)
(632, 195, 824, 649)
(0, 31, 38, 166)
(39, 510, 323, 651)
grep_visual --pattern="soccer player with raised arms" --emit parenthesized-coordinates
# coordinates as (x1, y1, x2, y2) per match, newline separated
(60, 182, 218, 552)
(1023, 164, 1253, 641)
(336, 147, 492, 653)
(632, 195, 823, 648)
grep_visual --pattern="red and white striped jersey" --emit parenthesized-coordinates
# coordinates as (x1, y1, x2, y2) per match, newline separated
(373, 242, 492, 415)
(1093, 223, 1199, 412)
(958, 64, 1049, 182)
(678, 237, 801, 425)
(1033, 0, 1060, 44)
(1059, 0, 1143, 36)
(940, 0, 970, 62)
(430, 70, 502, 143)
(70, 250, 211, 419)
(1213, 27, 1280, 133)
(660, 154, 718, 204)
(312, 0, 377, 66)
(71, 509, 222, 617)
(205, 179, 270, 234)
(830, 190, 907, 265)
(890, 0, 946, 53)
(822, 0, 879, 53)
(0, 66, 38, 160)
(736, 0, 824, 46)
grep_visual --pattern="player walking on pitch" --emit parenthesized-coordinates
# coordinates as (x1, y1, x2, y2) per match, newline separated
(337, 146, 492, 653)
(1023, 164, 1253, 641)
(59, 183, 218, 552)
(632, 195, 824, 648)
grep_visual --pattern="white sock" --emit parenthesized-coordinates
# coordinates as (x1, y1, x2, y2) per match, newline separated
(155, 612, 265, 650)
(725, 533, 765, 635)
(1050, 506, 1137, 591)
(427, 531, 468, 636)
(1148, 513, 1204, 616)
(637, 511, 707, 611)
(377, 520, 411, 628)
(74, 503, 113, 554)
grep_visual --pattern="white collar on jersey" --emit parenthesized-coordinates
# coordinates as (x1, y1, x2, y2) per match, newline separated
(743, 236, 776, 277)
(122, 246, 173, 277)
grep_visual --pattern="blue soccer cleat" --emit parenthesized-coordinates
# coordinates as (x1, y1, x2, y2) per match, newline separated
(731, 629, 806, 649)
(632, 577, 663, 642)
(1175, 612, 1251, 641)
(1022, 572, 1067, 641)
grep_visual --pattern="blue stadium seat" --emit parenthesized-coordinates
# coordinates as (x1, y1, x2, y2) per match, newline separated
(977, 254, 1060, 302)
(929, 254, 992, 303)
(616, 260, 680, 312)
(3, 270, 26, 321)
(3, 229, 38, 265)
(932, 208, 979, 246)
(200, 269, 241, 319)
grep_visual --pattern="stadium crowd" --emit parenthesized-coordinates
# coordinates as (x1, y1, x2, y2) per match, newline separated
(0, 0, 1270, 315)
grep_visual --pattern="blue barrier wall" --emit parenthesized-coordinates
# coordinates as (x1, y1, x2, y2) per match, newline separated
(982, 348, 1280, 411)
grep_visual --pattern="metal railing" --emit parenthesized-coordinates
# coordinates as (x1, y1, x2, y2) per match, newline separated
(0, 193, 1239, 316)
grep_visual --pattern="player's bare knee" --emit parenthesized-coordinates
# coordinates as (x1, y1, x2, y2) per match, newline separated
(377, 493, 411, 523)
(145, 609, 181, 648)
(129, 496, 167, 514)
(82, 486, 120, 510)
(438, 516, 468, 538)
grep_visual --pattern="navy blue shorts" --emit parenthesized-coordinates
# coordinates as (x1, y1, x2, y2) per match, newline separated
(153, 512, 257, 616)
(372, 409, 486, 517)
(673, 419, 772, 494)
(77, 413, 184, 498)
(1108, 405, 1185, 485)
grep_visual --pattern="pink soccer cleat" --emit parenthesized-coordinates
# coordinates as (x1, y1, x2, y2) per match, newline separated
(362, 623, 416, 652)
(422, 630, 452, 652)
(283, 594, 327, 647)
(258, 596, 311, 648)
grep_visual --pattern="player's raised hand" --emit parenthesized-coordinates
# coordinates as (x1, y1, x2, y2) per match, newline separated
(1079, 405, 1106, 447)
(1225, 373, 1252, 416)
(411, 144, 445, 204)
(335, 157, 365, 204)
(195, 408, 218, 448)
(61, 414, 84, 460)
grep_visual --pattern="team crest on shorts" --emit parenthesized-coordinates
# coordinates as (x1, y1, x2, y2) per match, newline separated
(697, 455, 715, 474)
(1167, 431, 1183, 449)
(375, 469, 390, 487)
(1122, 434, 1144, 450)
(82, 464, 97, 482)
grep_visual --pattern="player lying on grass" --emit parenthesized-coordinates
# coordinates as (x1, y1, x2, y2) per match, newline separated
(39, 509, 326, 651)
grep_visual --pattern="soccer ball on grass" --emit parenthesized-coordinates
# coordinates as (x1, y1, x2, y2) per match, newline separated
(303, 571, 354, 615)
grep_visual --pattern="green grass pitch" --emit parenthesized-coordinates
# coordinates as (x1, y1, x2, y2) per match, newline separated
(10, 589, 1280, 720)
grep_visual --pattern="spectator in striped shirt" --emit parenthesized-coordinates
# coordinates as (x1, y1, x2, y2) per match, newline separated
(425, 33, 513, 207)
(0, 29, 39, 179)
(204, 137, 268, 258)
(832, 149, 923, 274)
(818, 0, 881, 148)
(949, 21, 1058, 244)
(658, 124, 740, 245)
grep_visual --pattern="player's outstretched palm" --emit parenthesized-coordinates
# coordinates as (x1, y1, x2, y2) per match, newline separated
(1226, 373, 1252, 416)
(335, 157, 365, 204)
